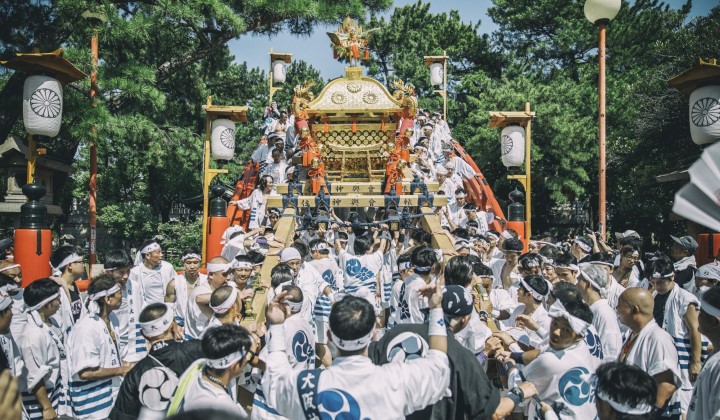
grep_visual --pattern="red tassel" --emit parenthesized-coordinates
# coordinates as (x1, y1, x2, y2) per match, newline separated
(352, 45, 360, 59)
(352, 117, 357, 133)
(324, 119, 329, 133)
(364, 48, 369, 60)
(333, 49, 338, 59)
(381, 117, 385, 132)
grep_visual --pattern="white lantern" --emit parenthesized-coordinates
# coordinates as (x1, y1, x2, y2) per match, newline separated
(501, 125, 525, 168)
(211, 119, 236, 161)
(584, 0, 622, 24)
(689, 85, 720, 145)
(272, 60, 287, 84)
(429, 62, 443, 86)
(23, 75, 63, 137)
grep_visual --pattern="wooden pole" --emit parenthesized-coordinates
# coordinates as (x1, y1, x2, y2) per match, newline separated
(201, 97, 212, 264)
(598, 23, 607, 239)
(89, 28, 99, 278)
(525, 102, 532, 240)
(442, 50, 447, 120)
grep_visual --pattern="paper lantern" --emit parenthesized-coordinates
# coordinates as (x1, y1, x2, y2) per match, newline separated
(272, 60, 287, 84)
(689, 85, 720, 145)
(23, 75, 63, 137)
(429, 62, 443, 86)
(501, 126, 525, 168)
(211, 119, 236, 161)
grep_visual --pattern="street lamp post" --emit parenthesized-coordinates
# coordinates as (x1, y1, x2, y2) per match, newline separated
(83, 10, 107, 279)
(423, 52, 448, 120)
(268, 49, 292, 106)
(585, 0, 621, 240)
(489, 105, 536, 249)
(201, 97, 248, 263)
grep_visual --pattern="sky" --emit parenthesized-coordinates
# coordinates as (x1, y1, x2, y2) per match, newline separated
(228, 0, 717, 81)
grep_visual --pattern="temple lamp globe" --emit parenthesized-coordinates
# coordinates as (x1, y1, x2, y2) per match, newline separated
(584, 0, 621, 240)
(268, 50, 292, 105)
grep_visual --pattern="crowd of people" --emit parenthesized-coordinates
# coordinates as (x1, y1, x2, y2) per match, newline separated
(0, 106, 719, 420)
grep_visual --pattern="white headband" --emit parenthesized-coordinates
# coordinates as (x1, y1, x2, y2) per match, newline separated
(501, 231, 513, 240)
(141, 242, 161, 254)
(596, 390, 652, 415)
(555, 263, 579, 272)
(0, 290, 11, 311)
(398, 261, 411, 271)
(26, 292, 60, 312)
(135, 242, 160, 266)
(454, 241, 470, 251)
(579, 270, 608, 299)
(232, 260, 253, 270)
(51, 253, 83, 276)
(414, 265, 433, 274)
(207, 263, 231, 273)
(700, 298, 720, 318)
(523, 260, 541, 268)
(0, 264, 20, 273)
(330, 326, 374, 351)
(574, 239, 592, 253)
(312, 242, 330, 252)
(182, 253, 201, 262)
(548, 301, 590, 337)
(650, 272, 673, 279)
(210, 288, 238, 314)
(86, 284, 121, 316)
(206, 349, 246, 369)
(520, 278, 545, 301)
(455, 192, 466, 199)
(286, 298, 303, 314)
(140, 307, 175, 338)
(0, 284, 18, 294)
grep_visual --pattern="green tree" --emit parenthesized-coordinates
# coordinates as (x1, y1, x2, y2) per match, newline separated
(0, 0, 392, 252)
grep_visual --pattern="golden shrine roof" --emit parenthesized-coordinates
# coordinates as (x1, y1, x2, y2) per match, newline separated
(306, 67, 402, 115)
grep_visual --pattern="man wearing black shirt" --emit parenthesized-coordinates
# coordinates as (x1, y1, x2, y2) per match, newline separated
(369, 285, 536, 420)
(109, 303, 203, 420)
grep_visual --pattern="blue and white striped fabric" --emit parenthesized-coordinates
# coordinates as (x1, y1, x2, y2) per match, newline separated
(22, 385, 66, 420)
(672, 336, 710, 370)
(69, 378, 115, 418)
(313, 295, 332, 320)
(134, 324, 148, 356)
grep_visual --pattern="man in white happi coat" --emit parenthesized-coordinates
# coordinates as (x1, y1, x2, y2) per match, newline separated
(167, 324, 259, 417)
(165, 249, 206, 337)
(593, 361, 658, 420)
(261, 282, 451, 419)
(186, 257, 231, 339)
(19, 279, 70, 419)
(688, 287, 720, 420)
(278, 247, 333, 326)
(67, 275, 131, 419)
(647, 256, 707, 417)
(576, 265, 623, 361)
(500, 300, 601, 419)
(396, 247, 438, 325)
(616, 288, 682, 418)
(123, 241, 175, 363)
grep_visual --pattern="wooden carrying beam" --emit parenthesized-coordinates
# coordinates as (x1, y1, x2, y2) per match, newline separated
(276, 181, 439, 195)
(240, 207, 296, 328)
(419, 207, 455, 259)
(266, 194, 447, 209)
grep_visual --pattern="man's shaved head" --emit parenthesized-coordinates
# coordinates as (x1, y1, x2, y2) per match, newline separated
(208, 256, 229, 264)
(621, 287, 654, 316)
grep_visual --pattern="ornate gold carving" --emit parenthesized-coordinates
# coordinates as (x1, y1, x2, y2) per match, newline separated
(292, 80, 316, 119)
(327, 16, 378, 67)
(391, 79, 418, 115)
(347, 82, 362, 93)
(362, 91, 378, 104)
(331, 92, 347, 104)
